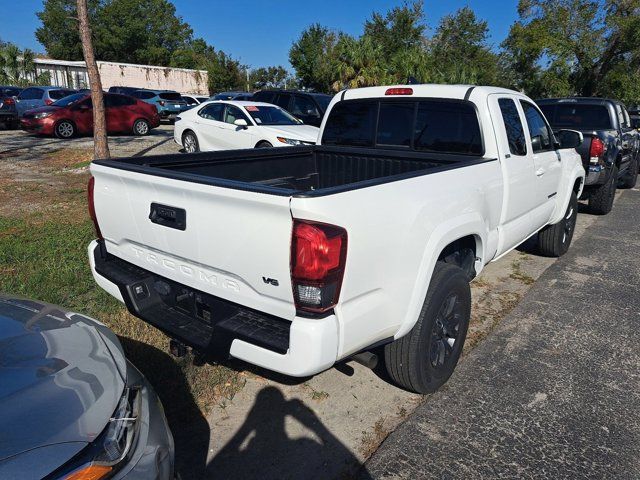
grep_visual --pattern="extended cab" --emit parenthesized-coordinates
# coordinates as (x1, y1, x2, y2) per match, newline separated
(538, 97, 640, 214)
(88, 85, 585, 394)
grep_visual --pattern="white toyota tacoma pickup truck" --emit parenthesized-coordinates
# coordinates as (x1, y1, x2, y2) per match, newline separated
(88, 85, 585, 393)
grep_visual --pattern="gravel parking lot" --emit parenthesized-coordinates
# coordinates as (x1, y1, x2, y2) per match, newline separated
(0, 123, 179, 159)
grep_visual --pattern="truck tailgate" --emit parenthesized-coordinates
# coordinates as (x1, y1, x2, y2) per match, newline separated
(90, 163, 296, 321)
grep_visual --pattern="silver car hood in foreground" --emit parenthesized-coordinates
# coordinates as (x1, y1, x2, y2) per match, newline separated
(0, 296, 126, 463)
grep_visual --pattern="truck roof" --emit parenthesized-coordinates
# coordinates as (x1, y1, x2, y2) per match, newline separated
(340, 84, 518, 102)
(536, 97, 623, 106)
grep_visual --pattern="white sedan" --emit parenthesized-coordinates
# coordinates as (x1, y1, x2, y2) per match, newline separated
(174, 100, 320, 153)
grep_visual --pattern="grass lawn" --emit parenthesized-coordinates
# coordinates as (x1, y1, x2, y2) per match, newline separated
(0, 148, 244, 429)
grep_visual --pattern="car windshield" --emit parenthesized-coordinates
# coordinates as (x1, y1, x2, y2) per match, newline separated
(52, 93, 87, 107)
(245, 105, 300, 125)
(540, 103, 613, 130)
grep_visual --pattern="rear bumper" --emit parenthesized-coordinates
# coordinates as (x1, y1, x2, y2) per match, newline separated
(88, 240, 338, 377)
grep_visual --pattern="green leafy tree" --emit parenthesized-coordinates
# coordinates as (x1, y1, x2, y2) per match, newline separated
(249, 66, 290, 89)
(36, 0, 100, 61)
(93, 0, 193, 65)
(428, 7, 502, 85)
(36, 0, 193, 65)
(289, 24, 341, 92)
(503, 0, 640, 97)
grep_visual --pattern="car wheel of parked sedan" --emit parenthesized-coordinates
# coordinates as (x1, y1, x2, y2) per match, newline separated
(55, 120, 75, 139)
(133, 118, 150, 136)
(384, 261, 471, 394)
(256, 141, 273, 148)
(182, 131, 199, 153)
(538, 192, 578, 257)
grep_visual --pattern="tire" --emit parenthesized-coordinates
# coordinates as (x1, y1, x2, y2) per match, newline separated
(182, 131, 199, 153)
(133, 118, 150, 136)
(588, 165, 618, 215)
(54, 120, 75, 139)
(384, 262, 471, 394)
(256, 141, 273, 148)
(619, 156, 638, 189)
(538, 192, 578, 257)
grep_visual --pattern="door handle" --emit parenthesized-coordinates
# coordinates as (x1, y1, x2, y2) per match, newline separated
(536, 167, 546, 176)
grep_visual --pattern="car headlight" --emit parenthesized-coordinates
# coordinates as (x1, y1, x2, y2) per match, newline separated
(34, 112, 52, 119)
(55, 387, 141, 479)
(276, 136, 313, 146)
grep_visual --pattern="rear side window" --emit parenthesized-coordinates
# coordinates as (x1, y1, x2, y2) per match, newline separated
(539, 104, 613, 130)
(49, 89, 75, 100)
(198, 103, 224, 121)
(105, 94, 135, 107)
(253, 91, 276, 103)
(19, 88, 44, 100)
(275, 94, 291, 110)
(159, 92, 181, 101)
(498, 98, 527, 156)
(520, 101, 553, 152)
(377, 102, 414, 147)
(414, 101, 483, 155)
(2, 88, 21, 97)
(322, 101, 377, 147)
(291, 95, 319, 117)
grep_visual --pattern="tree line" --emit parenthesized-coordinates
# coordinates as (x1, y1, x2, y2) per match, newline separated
(10, 0, 640, 104)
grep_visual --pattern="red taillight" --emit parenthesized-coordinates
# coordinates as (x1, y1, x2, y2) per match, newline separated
(385, 87, 413, 96)
(4, 97, 15, 105)
(291, 220, 347, 313)
(159, 100, 165, 106)
(44, 98, 54, 105)
(589, 137, 605, 162)
(88, 176, 102, 239)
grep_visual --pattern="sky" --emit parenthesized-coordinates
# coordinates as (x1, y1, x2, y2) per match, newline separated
(1, 0, 520, 69)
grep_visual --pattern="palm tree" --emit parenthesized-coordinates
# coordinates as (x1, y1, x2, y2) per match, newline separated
(0, 43, 48, 86)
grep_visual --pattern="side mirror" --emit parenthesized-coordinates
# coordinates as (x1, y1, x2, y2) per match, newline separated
(531, 135, 542, 151)
(234, 118, 248, 128)
(556, 129, 583, 149)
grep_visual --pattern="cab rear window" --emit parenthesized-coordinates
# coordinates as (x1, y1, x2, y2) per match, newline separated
(159, 92, 182, 101)
(322, 99, 484, 155)
(539, 104, 613, 130)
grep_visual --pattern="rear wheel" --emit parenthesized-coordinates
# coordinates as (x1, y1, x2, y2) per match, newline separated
(55, 120, 75, 139)
(133, 118, 150, 136)
(619, 156, 638, 189)
(538, 192, 578, 257)
(256, 141, 273, 148)
(182, 131, 199, 153)
(588, 165, 618, 215)
(384, 262, 471, 394)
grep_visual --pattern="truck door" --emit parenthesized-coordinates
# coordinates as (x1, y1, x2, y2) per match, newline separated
(488, 95, 539, 254)
(617, 104, 636, 171)
(519, 100, 562, 226)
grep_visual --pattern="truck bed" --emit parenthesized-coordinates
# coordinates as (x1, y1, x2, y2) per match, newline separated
(94, 145, 492, 197)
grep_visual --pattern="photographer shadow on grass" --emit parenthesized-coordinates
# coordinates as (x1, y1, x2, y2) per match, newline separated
(207, 386, 373, 480)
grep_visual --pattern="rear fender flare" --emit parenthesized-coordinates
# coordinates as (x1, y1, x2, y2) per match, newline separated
(394, 213, 487, 340)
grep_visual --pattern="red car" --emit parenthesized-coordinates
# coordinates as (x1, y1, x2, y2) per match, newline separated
(20, 92, 161, 138)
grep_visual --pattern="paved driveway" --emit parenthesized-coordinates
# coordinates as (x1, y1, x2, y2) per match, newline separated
(362, 188, 640, 479)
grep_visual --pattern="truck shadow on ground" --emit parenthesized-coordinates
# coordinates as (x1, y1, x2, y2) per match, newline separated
(206, 385, 373, 480)
(118, 338, 210, 478)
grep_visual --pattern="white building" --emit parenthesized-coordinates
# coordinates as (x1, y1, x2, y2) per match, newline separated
(33, 58, 209, 95)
